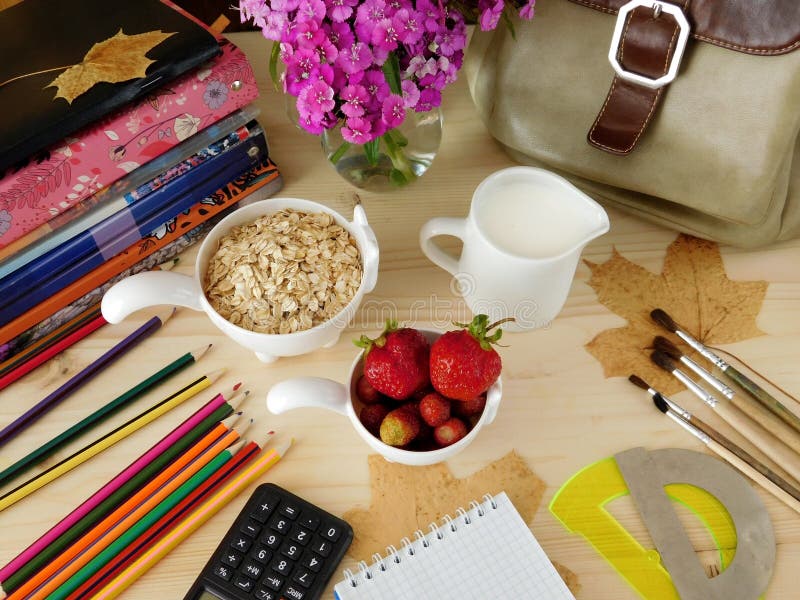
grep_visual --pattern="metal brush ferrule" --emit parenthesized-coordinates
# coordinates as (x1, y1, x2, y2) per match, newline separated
(679, 355, 735, 399)
(666, 411, 709, 443)
(675, 330, 729, 370)
(673, 369, 718, 407)
(658, 393, 692, 421)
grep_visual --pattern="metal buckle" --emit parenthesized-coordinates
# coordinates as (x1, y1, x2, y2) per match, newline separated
(607, 0, 690, 89)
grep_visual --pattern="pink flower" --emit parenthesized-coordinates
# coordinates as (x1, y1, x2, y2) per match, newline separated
(519, 0, 535, 19)
(341, 116, 373, 143)
(381, 93, 405, 128)
(297, 0, 327, 22)
(416, 86, 441, 111)
(478, 0, 504, 30)
(371, 18, 400, 52)
(341, 84, 370, 117)
(363, 68, 390, 109)
(393, 8, 423, 45)
(355, 0, 386, 40)
(337, 42, 374, 74)
(328, 0, 358, 22)
(401, 79, 420, 108)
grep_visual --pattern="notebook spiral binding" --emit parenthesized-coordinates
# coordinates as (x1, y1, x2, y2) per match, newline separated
(342, 493, 500, 588)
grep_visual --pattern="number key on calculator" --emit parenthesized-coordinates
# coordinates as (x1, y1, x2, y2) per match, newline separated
(184, 483, 353, 600)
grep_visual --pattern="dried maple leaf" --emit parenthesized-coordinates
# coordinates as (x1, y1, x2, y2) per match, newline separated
(585, 233, 768, 395)
(47, 29, 175, 104)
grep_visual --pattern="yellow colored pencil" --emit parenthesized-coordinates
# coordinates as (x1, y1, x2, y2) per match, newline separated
(0, 369, 224, 513)
(92, 438, 292, 600)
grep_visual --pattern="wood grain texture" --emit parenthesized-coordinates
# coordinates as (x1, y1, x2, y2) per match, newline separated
(0, 31, 799, 600)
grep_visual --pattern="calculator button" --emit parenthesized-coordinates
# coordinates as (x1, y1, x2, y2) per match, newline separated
(279, 503, 300, 520)
(293, 569, 315, 588)
(221, 550, 243, 568)
(280, 541, 302, 560)
(255, 588, 276, 600)
(241, 520, 262, 537)
(271, 556, 293, 576)
(298, 513, 320, 531)
(269, 515, 291, 534)
(311, 537, 332, 557)
(234, 575, 255, 592)
(301, 552, 322, 572)
(242, 560, 264, 580)
(251, 494, 280, 523)
(230, 535, 252, 553)
(289, 526, 311, 546)
(213, 564, 233, 581)
(283, 584, 306, 599)
(320, 523, 343, 542)
(262, 574, 283, 591)
(262, 531, 281, 549)
(250, 546, 272, 564)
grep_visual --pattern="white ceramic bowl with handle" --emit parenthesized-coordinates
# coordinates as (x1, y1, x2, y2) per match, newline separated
(101, 198, 379, 363)
(266, 329, 502, 465)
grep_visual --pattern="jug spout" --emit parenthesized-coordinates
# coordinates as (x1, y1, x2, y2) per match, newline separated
(101, 271, 204, 324)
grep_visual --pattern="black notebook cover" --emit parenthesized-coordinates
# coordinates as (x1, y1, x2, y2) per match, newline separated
(0, 0, 220, 175)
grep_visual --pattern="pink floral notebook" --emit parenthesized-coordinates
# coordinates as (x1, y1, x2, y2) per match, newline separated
(0, 38, 258, 250)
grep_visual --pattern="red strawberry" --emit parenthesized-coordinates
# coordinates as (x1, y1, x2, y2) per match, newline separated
(429, 315, 508, 401)
(433, 418, 468, 447)
(379, 406, 421, 446)
(452, 394, 486, 418)
(419, 392, 451, 427)
(355, 375, 384, 405)
(359, 403, 391, 437)
(355, 320, 430, 400)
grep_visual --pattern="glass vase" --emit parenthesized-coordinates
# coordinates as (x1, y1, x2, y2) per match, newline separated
(321, 108, 443, 191)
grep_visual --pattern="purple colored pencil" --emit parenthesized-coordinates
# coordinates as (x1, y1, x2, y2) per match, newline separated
(0, 309, 174, 449)
(0, 392, 227, 585)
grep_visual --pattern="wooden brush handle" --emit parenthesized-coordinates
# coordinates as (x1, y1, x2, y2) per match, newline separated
(714, 400, 800, 485)
(724, 366, 800, 434)
(707, 439, 800, 515)
(728, 392, 800, 456)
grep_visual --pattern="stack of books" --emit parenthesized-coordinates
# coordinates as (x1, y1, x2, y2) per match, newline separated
(0, 0, 283, 370)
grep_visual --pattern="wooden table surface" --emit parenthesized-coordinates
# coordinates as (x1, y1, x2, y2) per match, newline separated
(2, 32, 799, 599)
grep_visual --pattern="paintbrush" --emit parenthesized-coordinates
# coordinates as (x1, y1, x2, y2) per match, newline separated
(629, 375, 800, 504)
(654, 336, 800, 456)
(651, 308, 800, 434)
(653, 336, 734, 399)
(646, 388, 800, 515)
(650, 350, 800, 485)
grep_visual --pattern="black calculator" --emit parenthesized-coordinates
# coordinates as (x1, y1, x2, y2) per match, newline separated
(183, 483, 353, 600)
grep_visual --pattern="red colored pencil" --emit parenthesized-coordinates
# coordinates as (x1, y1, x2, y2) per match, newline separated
(65, 437, 268, 600)
(0, 312, 107, 390)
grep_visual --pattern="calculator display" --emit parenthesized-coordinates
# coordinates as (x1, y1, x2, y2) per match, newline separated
(183, 483, 353, 600)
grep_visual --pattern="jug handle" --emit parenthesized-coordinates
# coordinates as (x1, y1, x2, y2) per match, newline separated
(266, 377, 350, 416)
(419, 217, 466, 276)
(101, 271, 204, 324)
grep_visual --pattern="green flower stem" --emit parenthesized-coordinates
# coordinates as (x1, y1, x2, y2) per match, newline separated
(328, 140, 352, 165)
(269, 42, 281, 91)
(383, 130, 417, 185)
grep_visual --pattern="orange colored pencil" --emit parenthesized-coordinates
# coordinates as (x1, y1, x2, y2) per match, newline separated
(9, 424, 245, 600)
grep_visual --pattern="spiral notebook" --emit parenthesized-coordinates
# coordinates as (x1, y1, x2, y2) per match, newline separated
(333, 491, 575, 600)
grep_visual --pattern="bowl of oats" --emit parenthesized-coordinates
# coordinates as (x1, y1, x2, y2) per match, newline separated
(101, 198, 379, 362)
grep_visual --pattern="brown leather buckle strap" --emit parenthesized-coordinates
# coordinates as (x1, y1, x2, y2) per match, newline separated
(589, 0, 690, 155)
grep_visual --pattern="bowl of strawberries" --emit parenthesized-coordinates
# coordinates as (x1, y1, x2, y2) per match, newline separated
(266, 315, 506, 466)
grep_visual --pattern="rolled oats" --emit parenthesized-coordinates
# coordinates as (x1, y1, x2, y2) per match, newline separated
(203, 209, 362, 334)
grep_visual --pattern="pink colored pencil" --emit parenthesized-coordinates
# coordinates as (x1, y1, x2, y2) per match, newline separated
(0, 392, 227, 586)
(0, 313, 107, 390)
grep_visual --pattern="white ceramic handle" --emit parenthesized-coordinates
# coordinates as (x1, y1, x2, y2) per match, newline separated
(352, 204, 380, 293)
(266, 377, 350, 416)
(484, 378, 503, 425)
(419, 217, 466, 276)
(101, 271, 204, 324)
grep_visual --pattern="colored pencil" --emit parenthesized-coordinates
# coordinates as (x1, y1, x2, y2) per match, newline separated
(52, 440, 250, 600)
(0, 396, 243, 597)
(67, 435, 268, 600)
(92, 439, 292, 600)
(0, 368, 224, 513)
(16, 424, 248, 600)
(0, 304, 102, 375)
(0, 312, 107, 390)
(0, 344, 212, 487)
(0, 308, 175, 449)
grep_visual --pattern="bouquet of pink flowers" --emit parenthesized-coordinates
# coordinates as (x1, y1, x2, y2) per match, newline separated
(240, 0, 534, 185)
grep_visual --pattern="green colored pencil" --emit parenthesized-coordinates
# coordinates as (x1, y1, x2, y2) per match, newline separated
(48, 444, 243, 600)
(0, 397, 244, 595)
(0, 345, 212, 488)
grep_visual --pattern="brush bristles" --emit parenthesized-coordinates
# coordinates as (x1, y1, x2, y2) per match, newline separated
(653, 336, 682, 360)
(652, 394, 670, 414)
(651, 350, 677, 373)
(628, 374, 650, 390)
(651, 308, 679, 333)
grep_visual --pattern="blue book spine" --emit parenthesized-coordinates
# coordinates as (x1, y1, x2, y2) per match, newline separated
(0, 130, 263, 309)
(0, 132, 267, 326)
